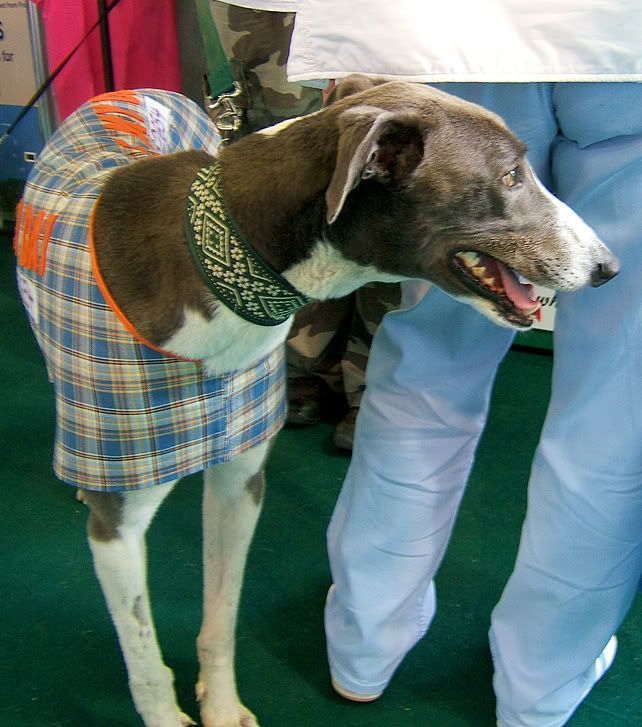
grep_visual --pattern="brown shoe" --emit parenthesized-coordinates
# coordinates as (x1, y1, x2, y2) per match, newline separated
(334, 407, 358, 451)
(286, 376, 325, 426)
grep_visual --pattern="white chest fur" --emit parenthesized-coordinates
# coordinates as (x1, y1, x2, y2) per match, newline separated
(165, 239, 405, 374)
(283, 240, 405, 299)
(164, 306, 293, 375)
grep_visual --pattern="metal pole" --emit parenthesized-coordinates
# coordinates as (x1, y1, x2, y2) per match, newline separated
(97, 0, 115, 92)
(26, 1, 55, 140)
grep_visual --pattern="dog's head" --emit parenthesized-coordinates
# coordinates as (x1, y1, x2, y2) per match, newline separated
(323, 76, 619, 328)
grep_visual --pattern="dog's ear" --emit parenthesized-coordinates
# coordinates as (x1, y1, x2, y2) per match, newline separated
(324, 74, 388, 106)
(326, 106, 424, 225)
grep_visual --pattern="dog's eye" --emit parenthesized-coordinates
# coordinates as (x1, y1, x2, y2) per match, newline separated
(501, 168, 519, 188)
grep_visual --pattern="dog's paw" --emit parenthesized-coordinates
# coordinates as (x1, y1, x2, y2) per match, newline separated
(196, 677, 260, 727)
(239, 712, 259, 727)
(233, 708, 258, 727)
(200, 706, 259, 727)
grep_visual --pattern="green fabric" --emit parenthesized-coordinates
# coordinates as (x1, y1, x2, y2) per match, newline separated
(194, 0, 235, 97)
(1, 230, 640, 726)
(515, 327, 553, 351)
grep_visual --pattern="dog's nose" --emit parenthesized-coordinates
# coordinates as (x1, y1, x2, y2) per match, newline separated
(590, 255, 620, 287)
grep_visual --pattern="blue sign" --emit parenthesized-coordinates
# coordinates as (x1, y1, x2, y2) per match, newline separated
(1, 104, 43, 181)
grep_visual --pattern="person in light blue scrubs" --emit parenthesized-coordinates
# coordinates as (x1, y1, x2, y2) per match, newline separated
(325, 81, 642, 726)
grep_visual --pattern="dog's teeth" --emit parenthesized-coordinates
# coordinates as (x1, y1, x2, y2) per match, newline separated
(471, 266, 486, 278)
(456, 252, 481, 267)
(483, 277, 496, 288)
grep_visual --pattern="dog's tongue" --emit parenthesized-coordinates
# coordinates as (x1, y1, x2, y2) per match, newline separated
(496, 261, 538, 311)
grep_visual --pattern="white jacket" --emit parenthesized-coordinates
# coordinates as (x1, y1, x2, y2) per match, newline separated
(287, 0, 642, 83)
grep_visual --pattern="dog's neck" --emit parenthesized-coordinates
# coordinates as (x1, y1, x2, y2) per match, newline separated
(215, 113, 340, 283)
(215, 113, 405, 303)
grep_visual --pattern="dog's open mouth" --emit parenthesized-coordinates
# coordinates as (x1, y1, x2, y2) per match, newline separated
(452, 251, 542, 328)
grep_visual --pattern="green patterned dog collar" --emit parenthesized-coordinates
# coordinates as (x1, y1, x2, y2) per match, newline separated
(185, 163, 311, 326)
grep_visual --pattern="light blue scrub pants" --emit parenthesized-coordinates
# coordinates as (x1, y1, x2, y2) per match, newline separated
(325, 82, 642, 726)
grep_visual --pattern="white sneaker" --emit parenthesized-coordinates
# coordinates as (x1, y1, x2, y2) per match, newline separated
(497, 635, 618, 727)
(331, 677, 383, 703)
(594, 635, 618, 681)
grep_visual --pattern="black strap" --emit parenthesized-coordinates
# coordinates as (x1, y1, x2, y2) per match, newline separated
(0, 0, 123, 147)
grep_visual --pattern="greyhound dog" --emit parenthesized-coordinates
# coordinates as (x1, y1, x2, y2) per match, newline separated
(14, 76, 618, 727)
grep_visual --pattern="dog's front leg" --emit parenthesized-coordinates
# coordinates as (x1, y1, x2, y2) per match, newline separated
(197, 439, 272, 727)
(84, 484, 195, 727)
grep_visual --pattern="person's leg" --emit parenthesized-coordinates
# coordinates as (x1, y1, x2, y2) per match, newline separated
(285, 297, 353, 425)
(491, 82, 642, 727)
(326, 82, 561, 698)
(210, 2, 348, 427)
(334, 282, 402, 450)
(326, 282, 514, 697)
(208, 1, 322, 134)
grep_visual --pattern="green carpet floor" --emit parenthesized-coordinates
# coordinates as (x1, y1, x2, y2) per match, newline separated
(1, 230, 640, 726)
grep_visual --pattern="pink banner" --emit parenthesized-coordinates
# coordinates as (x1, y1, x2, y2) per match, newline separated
(33, 0, 182, 121)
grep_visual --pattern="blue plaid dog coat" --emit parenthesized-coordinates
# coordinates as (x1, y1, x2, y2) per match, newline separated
(14, 90, 286, 492)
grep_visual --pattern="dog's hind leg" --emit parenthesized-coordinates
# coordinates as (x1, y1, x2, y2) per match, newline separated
(84, 484, 195, 727)
(196, 439, 272, 727)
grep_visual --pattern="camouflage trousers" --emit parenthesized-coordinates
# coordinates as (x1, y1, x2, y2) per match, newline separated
(209, 1, 401, 407)
(209, 1, 322, 131)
